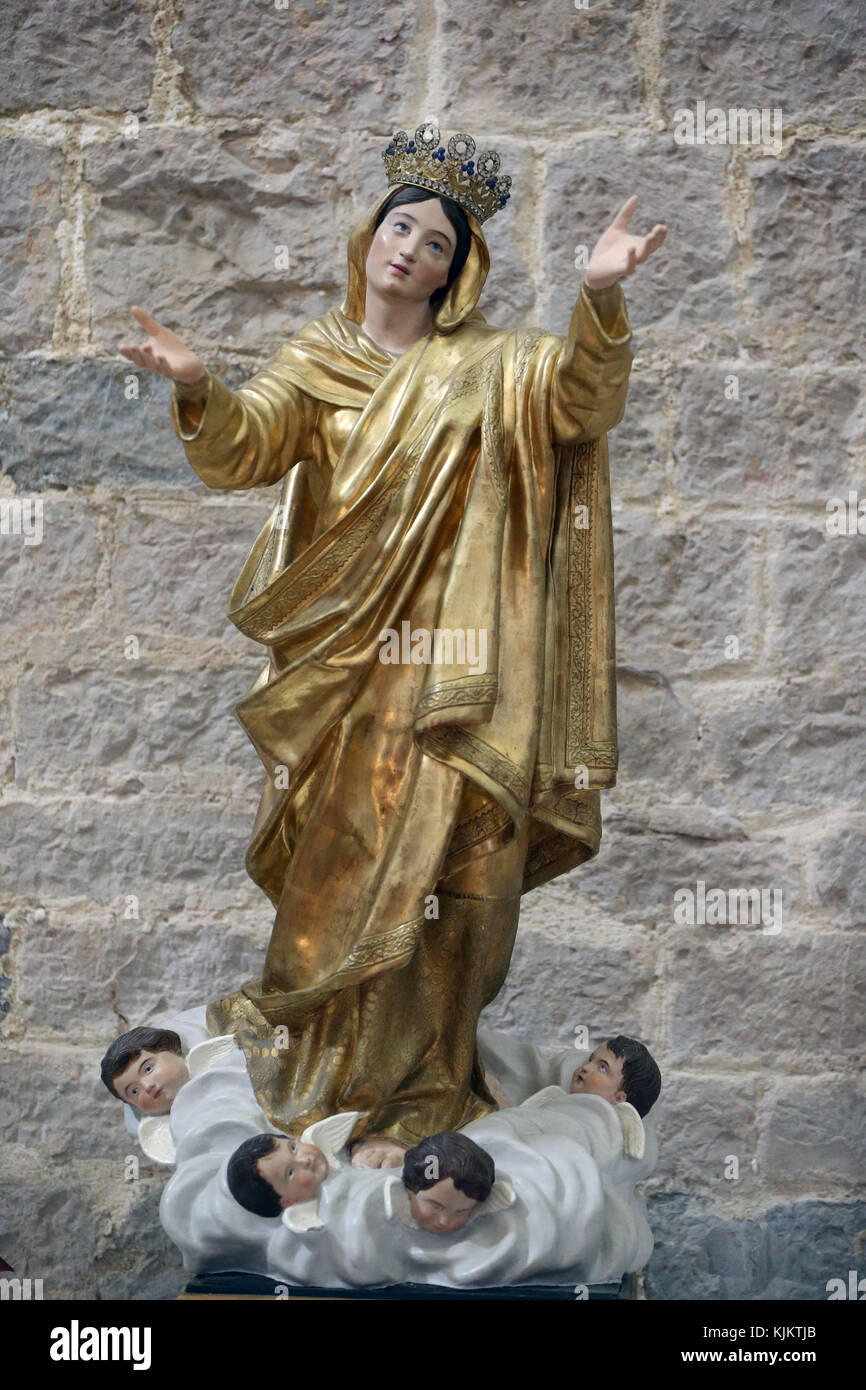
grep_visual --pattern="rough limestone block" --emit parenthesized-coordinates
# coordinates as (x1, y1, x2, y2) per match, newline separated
(13, 655, 262, 795)
(0, 1043, 130, 1158)
(608, 369, 669, 505)
(481, 922, 658, 1041)
(83, 126, 342, 355)
(0, 139, 65, 354)
(703, 676, 866, 814)
(766, 523, 866, 677)
(0, 496, 103, 628)
(577, 822, 797, 928)
(650, 1073, 763, 1192)
(672, 362, 864, 506)
(0, 796, 254, 901)
(661, 0, 866, 132)
(613, 510, 766, 674)
(609, 669, 708, 800)
(808, 826, 866, 928)
(745, 145, 866, 366)
(440, 0, 644, 125)
(172, 0, 422, 123)
(112, 498, 276, 643)
(544, 140, 738, 355)
(9, 913, 269, 1040)
(644, 1194, 866, 1300)
(760, 1079, 866, 1184)
(666, 931, 866, 1064)
(0, 0, 156, 115)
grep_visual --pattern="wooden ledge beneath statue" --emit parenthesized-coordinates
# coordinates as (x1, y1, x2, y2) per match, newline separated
(179, 1271, 640, 1300)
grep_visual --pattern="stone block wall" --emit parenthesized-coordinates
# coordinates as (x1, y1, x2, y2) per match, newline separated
(1, 0, 863, 1300)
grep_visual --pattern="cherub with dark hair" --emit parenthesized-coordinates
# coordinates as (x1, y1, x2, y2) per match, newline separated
(101, 1023, 239, 1165)
(569, 1036, 662, 1118)
(386, 1130, 514, 1235)
(101, 1026, 189, 1116)
(226, 1112, 360, 1231)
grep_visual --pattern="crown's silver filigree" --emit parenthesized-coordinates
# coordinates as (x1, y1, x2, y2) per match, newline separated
(382, 121, 512, 224)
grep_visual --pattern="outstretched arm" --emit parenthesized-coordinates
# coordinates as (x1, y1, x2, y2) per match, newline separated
(119, 306, 315, 491)
(549, 195, 667, 446)
(549, 281, 633, 446)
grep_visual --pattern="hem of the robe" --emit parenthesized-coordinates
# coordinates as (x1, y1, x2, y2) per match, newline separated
(376, 1092, 499, 1147)
(413, 696, 498, 733)
(520, 833, 597, 894)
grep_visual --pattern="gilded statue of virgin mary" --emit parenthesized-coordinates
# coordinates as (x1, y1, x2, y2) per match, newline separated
(120, 121, 666, 1161)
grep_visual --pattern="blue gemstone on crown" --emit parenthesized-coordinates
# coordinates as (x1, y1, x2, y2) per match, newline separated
(382, 123, 512, 223)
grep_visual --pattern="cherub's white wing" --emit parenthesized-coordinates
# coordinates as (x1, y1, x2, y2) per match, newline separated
(474, 1177, 515, 1218)
(281, 1200, 324, 1234)
(300, 1110, 361, 1165)
(616, 1101, 646, 1159)
(383, 1174, 416, 1227)
(138, 1115, 176, 1166)
(186, 1034, 238, 1079)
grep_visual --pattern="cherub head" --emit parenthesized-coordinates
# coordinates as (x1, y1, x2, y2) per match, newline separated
(402, 1131, 495, 1235)
(100, 1026, 189, 1116)
(571, 1036, 661, 1117)
(227, 1133, 328, 1217)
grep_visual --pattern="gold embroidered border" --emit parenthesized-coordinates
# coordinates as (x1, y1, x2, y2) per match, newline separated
(415, 674, 498, 720)
(523, 829, 580, 883)
(423, 724, 529, 807)
(333, 917, 423, 979)
(564, 440, 618, 769)
(448, 345, 501, 404)
(446, 798, 512, 857)
(550, 792, 602, 835)
(481, 352, 508, 508)
(514, 329, 546, 387)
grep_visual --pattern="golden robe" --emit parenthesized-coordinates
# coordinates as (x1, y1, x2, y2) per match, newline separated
(170, 186, 633, 1143)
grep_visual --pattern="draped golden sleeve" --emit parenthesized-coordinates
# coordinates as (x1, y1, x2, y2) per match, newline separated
(169, 185, 633, 1143)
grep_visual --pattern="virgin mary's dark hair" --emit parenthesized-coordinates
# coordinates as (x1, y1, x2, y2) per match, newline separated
(374, 184, 472, 304)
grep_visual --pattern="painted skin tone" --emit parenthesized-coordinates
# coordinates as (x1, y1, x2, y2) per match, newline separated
(359, 197, 455, 355)
(113, 1049, 190, 1116)
(255, 1135, 329, 1207)
(408, 1176, 480, 1235)
(116, 194, 666, 381)
(570, 1043, 628, 1105)
(351, 1135, 407, 1169)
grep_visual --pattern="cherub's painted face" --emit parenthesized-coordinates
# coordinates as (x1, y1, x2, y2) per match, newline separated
(408, 1176, 479, 1235)
(115, 1049, 189, 1115)
(256, 1136, 328, 1207)
(365, 196, 455, 308)
(570, 1044, 626, 1104)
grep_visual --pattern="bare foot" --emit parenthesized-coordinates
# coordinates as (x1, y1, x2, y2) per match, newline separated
(350, 1137, 408, 1169)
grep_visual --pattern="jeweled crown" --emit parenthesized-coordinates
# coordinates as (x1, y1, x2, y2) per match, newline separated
(382, 121, 512, 225)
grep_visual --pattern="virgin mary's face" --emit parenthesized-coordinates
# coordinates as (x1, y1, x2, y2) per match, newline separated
(365, 195, 455, 306)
